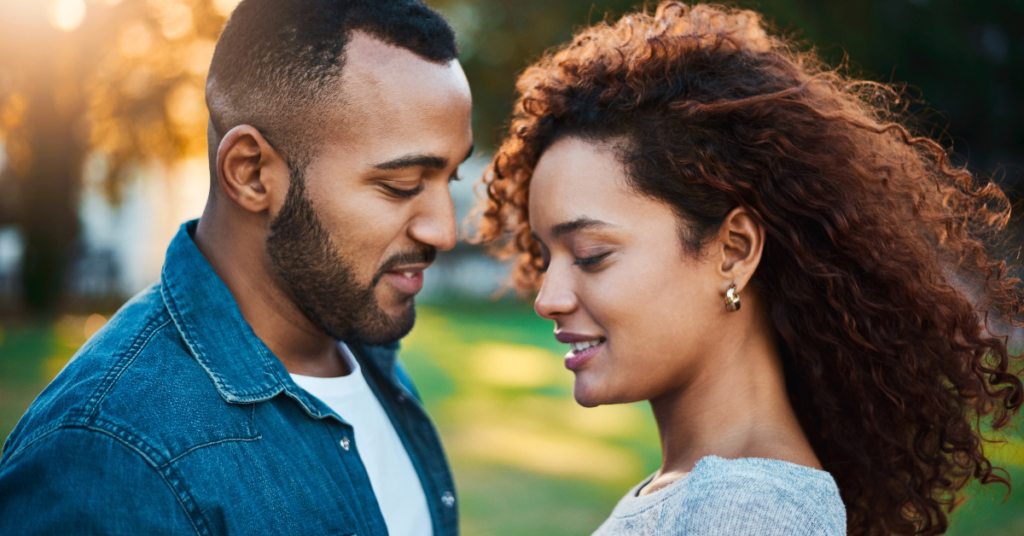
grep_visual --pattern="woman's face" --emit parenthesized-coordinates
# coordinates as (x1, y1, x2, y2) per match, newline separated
(529, 137, 728, 407)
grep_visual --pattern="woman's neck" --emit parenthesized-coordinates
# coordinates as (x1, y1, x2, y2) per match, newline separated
(641, 303, 820, 495)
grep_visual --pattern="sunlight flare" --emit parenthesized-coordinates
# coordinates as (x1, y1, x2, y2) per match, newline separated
(213, 0, 242, 17)
(48, 0, 86, 32)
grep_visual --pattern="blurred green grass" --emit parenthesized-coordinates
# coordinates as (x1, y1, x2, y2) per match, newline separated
(1, 303, 1022, 535)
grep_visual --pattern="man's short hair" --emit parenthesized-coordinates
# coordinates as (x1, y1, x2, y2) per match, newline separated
(207, 0, 458, 166)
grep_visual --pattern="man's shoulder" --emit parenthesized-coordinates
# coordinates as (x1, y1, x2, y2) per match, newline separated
(2, 283, 253, 470)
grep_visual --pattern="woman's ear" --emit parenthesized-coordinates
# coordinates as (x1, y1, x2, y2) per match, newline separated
(716, 206, 765, 293)
(215, 125, 290, 215)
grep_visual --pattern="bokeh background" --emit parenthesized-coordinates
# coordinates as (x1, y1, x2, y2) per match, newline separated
(0, 0, 1022, 534)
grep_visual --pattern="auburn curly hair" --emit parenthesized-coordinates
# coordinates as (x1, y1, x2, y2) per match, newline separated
(472, 3, 1024, 535)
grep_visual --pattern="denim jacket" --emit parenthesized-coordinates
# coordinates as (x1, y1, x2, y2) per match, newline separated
(0, 220, 458, 536)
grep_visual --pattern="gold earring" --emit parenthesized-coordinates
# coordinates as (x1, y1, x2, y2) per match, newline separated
(725, 283, 741, 312)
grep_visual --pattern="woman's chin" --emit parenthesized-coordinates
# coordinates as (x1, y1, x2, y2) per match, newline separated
(572, 379, 606, 408)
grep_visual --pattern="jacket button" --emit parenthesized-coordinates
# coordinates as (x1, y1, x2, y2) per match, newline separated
(441, 491, 455, 508)
(340, 437, 350, 451)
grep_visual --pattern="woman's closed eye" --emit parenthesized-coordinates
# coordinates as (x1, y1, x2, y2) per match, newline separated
(573, 251, 613, 268)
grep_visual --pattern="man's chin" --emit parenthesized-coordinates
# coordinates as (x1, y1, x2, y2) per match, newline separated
(340, 302, 417, 347)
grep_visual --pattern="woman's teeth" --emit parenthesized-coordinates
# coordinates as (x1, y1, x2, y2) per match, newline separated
(570, 339, 604, 352)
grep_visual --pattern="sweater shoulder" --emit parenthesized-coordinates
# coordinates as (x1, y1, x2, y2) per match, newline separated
(668, 456, 846, 536)
(593, 457, 846, 536)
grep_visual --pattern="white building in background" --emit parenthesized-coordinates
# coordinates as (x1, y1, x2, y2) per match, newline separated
(0, 228, 20, 299)
(76, 157, 211, 297)
(66, 154, 508, 303)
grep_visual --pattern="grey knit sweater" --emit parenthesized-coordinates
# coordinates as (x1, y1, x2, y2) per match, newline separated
(592, 456, 846, 536)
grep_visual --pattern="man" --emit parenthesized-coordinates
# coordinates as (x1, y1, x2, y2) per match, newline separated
(0, 1, 472, 534)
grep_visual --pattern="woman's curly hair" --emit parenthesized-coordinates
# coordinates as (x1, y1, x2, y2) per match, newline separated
(472, 3, 1024, 535)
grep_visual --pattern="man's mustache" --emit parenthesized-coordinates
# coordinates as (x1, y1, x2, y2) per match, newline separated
(371, 246, 438, 287)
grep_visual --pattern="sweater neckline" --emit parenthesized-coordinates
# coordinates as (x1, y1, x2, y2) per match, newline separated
(627, 455, 835, 502)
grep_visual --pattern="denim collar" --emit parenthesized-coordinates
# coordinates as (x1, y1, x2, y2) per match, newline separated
(159, 220, 398, 418)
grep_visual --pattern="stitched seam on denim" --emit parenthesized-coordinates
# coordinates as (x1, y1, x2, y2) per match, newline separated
(163, 434, 264, 466)
(161, 282, 228, 394)
(281, 388, 331, 420)
(278, 368, 327, 419)
(79, 305, 167, 416)
(2, 423, 208, 536)
(2, 420, 73, 463)
(259, 337, 291, 393)
(85, 418, 213, 536)
(83, 314, 174, 419)
(161, 281, 280, 401)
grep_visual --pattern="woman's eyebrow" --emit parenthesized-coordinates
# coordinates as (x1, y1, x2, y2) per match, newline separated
(550, 217, 617, 238)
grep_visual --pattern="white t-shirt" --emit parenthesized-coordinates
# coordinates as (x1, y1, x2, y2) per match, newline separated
(291, 344, 433, 536)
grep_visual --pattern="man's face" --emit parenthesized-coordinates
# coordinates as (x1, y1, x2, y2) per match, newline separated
(266, 32, 473, 346)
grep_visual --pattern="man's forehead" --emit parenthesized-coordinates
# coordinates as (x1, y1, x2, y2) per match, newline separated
(318, 32, 471, 143)
(344, 30, 425, 71)
(303, 32, 472, 173)
(338, 31, 468, 106)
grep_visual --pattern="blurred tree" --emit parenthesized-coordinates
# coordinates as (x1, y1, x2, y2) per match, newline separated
(756, 0, 1023, 200)
(430, 0, 1022, 202)
(0, 0, 234, 314)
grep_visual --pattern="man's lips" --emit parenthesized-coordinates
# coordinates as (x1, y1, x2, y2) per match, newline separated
(382, 263, 430, 295)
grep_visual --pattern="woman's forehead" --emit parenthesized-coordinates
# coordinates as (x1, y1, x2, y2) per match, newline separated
(531, 139, 626, 204)
(528, 137, 666, 238)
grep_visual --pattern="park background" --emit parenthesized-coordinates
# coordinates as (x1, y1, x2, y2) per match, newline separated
(0, 0, 1022, 533)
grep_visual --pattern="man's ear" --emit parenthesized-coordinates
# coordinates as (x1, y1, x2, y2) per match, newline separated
(216, 125, 290, 215)
(716, 206, 765, 294)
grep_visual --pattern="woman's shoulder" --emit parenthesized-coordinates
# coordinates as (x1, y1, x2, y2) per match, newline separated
(679, 456, 846, 535)
(594, 456, 846, 536)
(688, 455, 841, 499)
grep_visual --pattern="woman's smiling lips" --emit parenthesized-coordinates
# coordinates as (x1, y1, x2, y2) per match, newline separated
(555, 331, 607, 371)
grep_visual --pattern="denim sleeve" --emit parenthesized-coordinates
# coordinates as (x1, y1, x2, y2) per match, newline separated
(0, 428, 197, 535)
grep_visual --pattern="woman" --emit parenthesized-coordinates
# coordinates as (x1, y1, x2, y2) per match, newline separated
(473, 3, 1024, 535)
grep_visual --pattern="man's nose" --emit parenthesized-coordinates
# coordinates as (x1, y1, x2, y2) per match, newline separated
(407, 185, 458, 251)
(534, 265, 578, 320)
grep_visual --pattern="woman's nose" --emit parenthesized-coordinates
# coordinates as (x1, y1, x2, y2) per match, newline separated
(534, 268, 578, 320)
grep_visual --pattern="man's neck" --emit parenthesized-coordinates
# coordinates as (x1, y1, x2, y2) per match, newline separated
(193, 207, 351, 378)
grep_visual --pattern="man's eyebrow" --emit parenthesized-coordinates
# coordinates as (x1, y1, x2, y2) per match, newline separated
(550, 217, 615, 238)
(373, 143, 475, 171)
(374, 153, 448, 171)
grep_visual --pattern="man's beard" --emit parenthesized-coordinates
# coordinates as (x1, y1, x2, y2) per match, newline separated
(265, 166, 435, 346)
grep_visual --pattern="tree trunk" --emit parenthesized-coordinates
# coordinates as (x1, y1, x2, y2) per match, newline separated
(17, 83, 83, 316)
